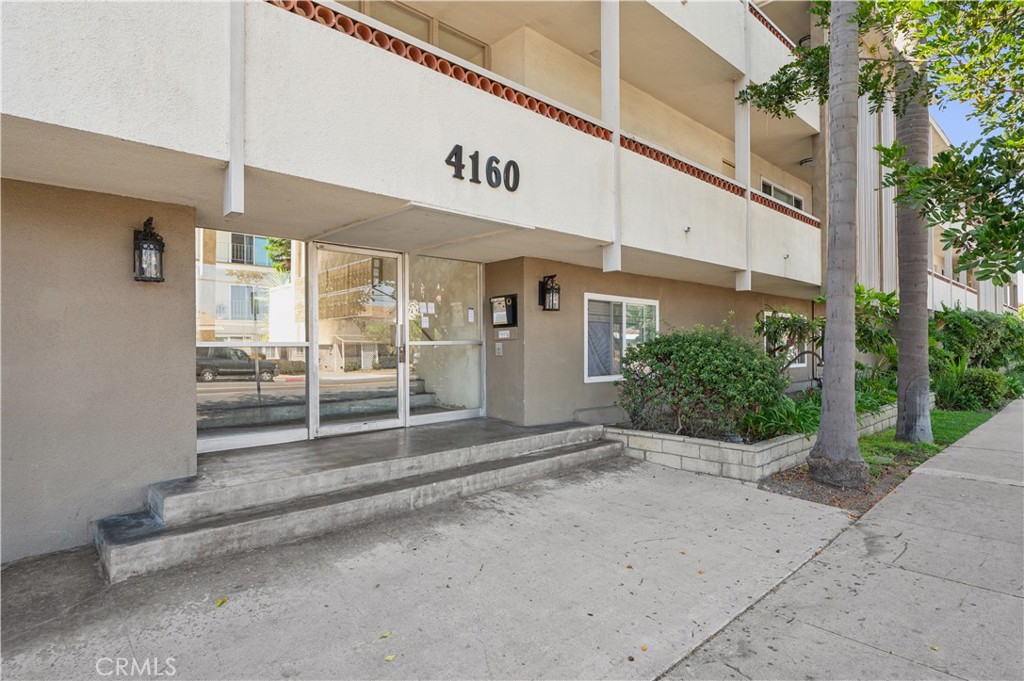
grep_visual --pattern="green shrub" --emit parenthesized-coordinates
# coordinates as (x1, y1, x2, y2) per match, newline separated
(960, 368, 1008, 410)
(934, 353, 970, 410)
(1003, 371, 1024, 399)
(928, 331, 954, 376)
(744, 395, 819, 440)
(344, 360, 361, 372)
(934, 306, 1024, 370)
(851, 385, 892, 411)
(617, 326, 786, 440)
(753, 307, 823, 372)
(276, 359, 306, 375)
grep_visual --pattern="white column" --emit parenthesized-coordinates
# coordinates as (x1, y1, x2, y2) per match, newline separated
(880, 101, 897, 291)
(223, 1, 245, 217)
(734, 0, 752, 291)
(601, 0, 622, 272)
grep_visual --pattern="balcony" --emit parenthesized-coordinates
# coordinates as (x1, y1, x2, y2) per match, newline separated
(929, 271, 979, 311)
(3, 0, 821, 294)
(244, 1, 615, 245)
(619, 134, 821, 293)
(749, 192, 821, 287)
(216, 241, 257, 265)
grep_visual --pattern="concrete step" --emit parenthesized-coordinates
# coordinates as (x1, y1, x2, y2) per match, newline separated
(95, 439, 622, 582)
(152, 424, 604, 525)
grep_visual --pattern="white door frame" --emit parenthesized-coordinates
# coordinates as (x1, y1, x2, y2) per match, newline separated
(404, 255, 486, 427)
(310, 242, 408, 438)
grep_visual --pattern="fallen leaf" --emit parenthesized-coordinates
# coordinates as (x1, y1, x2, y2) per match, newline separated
(930, 645, 940, 652)
(627, 656, 635, 662)
(215, 597, 228, 608)
(849, 513, 859, 519)
(380, 631, 391, 639)
(641, 645, 648, 652)
(697, 570, 705, 575)
(679, 550, 686, 555)
(626, 564, 633, 569)
(384, 655, 396, 662)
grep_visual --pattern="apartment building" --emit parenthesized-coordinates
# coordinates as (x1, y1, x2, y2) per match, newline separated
(2, 0, 1020, 565)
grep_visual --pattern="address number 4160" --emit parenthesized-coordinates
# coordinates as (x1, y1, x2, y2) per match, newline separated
(445, 144, 520, 192)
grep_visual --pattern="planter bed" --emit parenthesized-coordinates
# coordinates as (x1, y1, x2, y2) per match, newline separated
(604, 397, 934, 482)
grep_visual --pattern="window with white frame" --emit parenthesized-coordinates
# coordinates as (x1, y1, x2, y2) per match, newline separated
(761, 179, 804, 212)
(584, 294, 659, 382)
(340, 1, 489, 68)
(761, 310, 809, 369)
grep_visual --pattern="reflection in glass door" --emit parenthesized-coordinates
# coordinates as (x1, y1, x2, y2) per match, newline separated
(407, 255, 484, 424)
(314, 245, 404, 434)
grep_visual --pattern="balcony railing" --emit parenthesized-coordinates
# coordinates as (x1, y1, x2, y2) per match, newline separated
(265, 0, 610, 142)
(229, 300, 269, 321)
(747, 1, 796, 51)
(215, 241, 256, 265)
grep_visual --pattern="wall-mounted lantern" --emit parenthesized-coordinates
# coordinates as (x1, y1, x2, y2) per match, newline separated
(133, 217, 165, 282)
(539, 274, 561, 311)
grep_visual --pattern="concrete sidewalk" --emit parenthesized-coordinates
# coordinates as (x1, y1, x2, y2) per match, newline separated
(2, 458, 850, 680)
(669, 400, 1024, 681)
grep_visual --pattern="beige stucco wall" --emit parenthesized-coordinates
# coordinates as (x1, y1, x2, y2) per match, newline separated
(484, 257, 816, 427)
(1, 180, 196, 562)
(483, 259, 527, 424)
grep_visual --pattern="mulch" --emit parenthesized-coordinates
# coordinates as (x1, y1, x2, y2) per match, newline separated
(758, 463, 913, 516)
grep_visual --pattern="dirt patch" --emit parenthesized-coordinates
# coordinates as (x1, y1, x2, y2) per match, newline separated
(758, 463, 911, 516)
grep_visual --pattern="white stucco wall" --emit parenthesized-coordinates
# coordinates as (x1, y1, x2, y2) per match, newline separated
(620, 152, 746, 270)
(646, 0, 746, 71)
(1, 1, 230, 161)
(749, 201, 822, 285)
(244, 3, 614, 243)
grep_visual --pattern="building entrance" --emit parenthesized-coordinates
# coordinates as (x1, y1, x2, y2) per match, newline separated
(195, 229, 483, 451)
(312, 244, 485, 436)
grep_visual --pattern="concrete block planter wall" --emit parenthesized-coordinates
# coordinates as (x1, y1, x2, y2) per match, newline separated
(605, 397, 934, 482)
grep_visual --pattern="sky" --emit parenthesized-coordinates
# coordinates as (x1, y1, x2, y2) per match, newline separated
(930, 99, 984, 146)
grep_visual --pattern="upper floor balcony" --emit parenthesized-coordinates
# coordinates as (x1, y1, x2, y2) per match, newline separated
(2, 0, 823, 293)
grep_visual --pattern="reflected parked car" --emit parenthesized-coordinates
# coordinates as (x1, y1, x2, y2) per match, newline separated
(196, 348, 279, 382)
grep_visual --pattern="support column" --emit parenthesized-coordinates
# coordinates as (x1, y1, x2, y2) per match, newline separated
(810, 16, 829, 295)
(734, 0, 752, 291)
(601, 0, 622, 272)
(224, 1, 245, 217)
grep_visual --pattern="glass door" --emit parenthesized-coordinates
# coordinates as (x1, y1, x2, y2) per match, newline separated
(313, 244, 405, 435)
(406, 255, 484, 425)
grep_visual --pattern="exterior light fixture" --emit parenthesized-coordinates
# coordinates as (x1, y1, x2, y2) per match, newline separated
(133, 217, 165, 282)
(799, 157, 814, 167)
(539, 274, 561, 311)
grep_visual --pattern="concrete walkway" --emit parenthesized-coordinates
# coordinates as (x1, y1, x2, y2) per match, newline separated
(668, 399, 1024, 681)
(2, 458, 850, 680)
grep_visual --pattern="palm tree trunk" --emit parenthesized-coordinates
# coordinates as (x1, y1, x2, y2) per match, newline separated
(894, 63, 935, 443)
(807, 0, 868, 488)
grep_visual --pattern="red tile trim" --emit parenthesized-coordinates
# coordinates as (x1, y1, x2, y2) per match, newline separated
(620, 136, 747, 197)
(747, 2, 796, 51)
(751, 191, 820, 227)
(269, 0, 613, 143)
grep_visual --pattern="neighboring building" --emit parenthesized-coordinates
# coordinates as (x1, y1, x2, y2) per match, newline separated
(1, 0, 1019, 563)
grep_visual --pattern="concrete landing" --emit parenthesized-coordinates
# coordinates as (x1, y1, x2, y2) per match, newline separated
(94, 420, 618, 582)
(2, 458, 851, 680)
(668, 400, 1024, 681)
